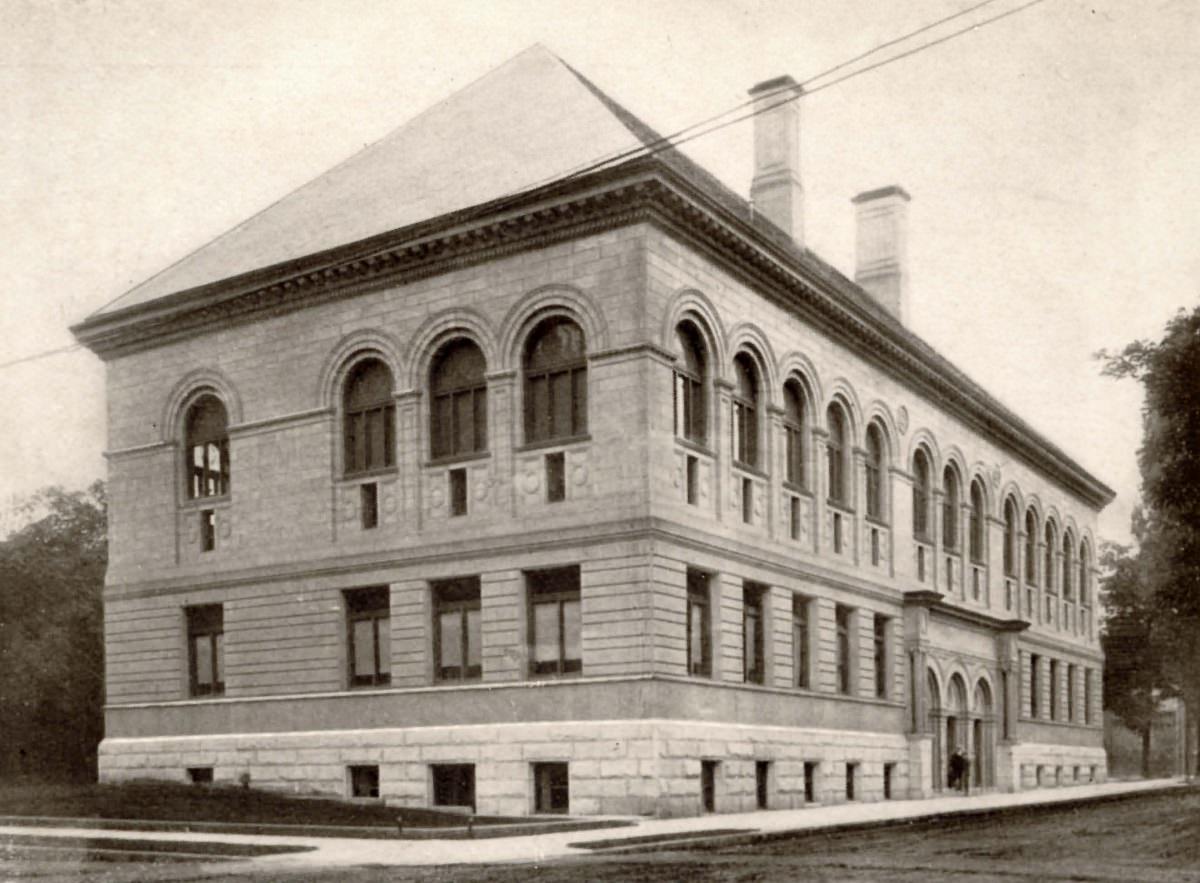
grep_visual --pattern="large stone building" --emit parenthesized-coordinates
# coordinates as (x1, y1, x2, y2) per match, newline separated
(72, 47, 1112, 817)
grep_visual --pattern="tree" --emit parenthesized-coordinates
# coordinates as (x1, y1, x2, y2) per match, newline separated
(1102, 305, 1200, 777)
(1099, 539, 1165, 776)
(0, 482, 106, 781)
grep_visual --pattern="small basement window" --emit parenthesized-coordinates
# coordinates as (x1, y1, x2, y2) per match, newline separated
(187, 767, 213, 785)
(533, 762, 569, 814)
(432, 764, 476, 811)
(360, 482, 378, 529)
(349, 764, 380, 798)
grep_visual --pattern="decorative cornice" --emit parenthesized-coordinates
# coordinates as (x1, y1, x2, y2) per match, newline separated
(72, 158, 1113, 508)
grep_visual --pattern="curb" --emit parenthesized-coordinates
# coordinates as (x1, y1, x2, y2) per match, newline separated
(570, 781, 1194, 855)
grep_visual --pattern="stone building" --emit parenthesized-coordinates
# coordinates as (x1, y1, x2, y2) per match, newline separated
(72, 47, 1111, 817)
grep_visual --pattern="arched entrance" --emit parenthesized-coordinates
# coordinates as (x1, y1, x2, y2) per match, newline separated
(926, 669, 942, 791)
(973, 680, 995, 789)
(947, 674, 968, 788)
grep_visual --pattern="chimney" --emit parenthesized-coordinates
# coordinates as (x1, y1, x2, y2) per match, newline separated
(852, 186, 911, 323)
(749, 75, 804, 245)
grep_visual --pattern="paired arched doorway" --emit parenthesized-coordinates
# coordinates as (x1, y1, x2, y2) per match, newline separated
(927, 669, 996, 791)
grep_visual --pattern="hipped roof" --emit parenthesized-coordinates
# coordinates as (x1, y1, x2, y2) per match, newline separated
(93, 45, 657, 317)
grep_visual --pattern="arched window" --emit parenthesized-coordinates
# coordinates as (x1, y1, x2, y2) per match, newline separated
(969, 480, 986, 564)
(523, 317, 587, 443)
(942, 466, 960, 550)
(1003, 498, 1019, 577)
(430, 339, 487, 460)
(1044, 521, 1058, 593)
(865, 423, 885, 520)
(912, 448, 932, 539)
(1062, 533, 1074, 600)
(1025, 509, 1039, 585)
(1079, 542, 1091, 605)
(343, 358, 395, 476)
(674, 323, 707, 444)
(783, 380, 806, 488)
(185, 394, 229, 499)
(826, 403, 849, 506)
(731, 353, 759, 468)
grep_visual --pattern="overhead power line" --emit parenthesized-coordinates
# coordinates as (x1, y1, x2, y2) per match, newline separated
(16, 0, 1050, 375)
(0, 343, 83, 371)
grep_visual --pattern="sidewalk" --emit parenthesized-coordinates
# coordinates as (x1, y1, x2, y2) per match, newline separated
(0, 777, 1184, 868)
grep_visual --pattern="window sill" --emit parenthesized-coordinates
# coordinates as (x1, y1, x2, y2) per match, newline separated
(339, 468, 398, 484)
(864, 515, 889, 529)
(179, 496, 231, 511)
(517, 435, 591, 454)
(425, 451, 491, 469)
(732, 462, 768, 479)
(782, 481, 812, 497)
(526, 669, 583, 681)
(826, 500, 855, 515)
(675, 437, 714, 458)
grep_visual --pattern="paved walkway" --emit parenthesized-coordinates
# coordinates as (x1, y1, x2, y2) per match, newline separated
(0, 778, 1184, 868)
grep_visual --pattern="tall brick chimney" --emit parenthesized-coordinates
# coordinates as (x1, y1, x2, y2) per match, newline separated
(749, 75, 804, 246)
(852, 185, 911, 323)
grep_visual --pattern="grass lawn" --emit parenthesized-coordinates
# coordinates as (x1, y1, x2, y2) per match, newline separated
(0, 781, 521, 828)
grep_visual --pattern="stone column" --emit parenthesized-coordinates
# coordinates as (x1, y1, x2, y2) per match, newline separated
(485, 369, 516, 517)
(394, 389, 422, 529)
(811, 427, 828, 556)
(891, 466, 913, 581)
(714, 378, 733, 524)
(766, 404, 784, 540)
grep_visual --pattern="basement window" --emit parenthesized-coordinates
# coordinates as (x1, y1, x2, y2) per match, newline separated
(349, 764, 380, 798)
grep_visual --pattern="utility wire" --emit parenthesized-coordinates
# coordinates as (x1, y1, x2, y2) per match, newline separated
(22, 0, 1049, 374)
(0, 343, 83, 371)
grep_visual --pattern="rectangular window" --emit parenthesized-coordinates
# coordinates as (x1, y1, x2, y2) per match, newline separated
(674, 370, 705, 443)
(789, 496, 801, 540)
(432, 764, 475, 810)
(785, 423, 803, 487)
(1049, 659, 1059, 720)
(533, 762, 569, 814)
(1085, 668, 1093, 724)
(917, 545, 927, 582)
(200, 509, 216, 552)
(1029, 654, 1041, 718)
(871, 527, 881, 566)
(836, 604, 853, 695)
(546, 452, 565, 503)
(755, 761, 770, 810)
(527, 566, 581, 676)
(741, 477, 753, 525)
(845, 762, 857, 800)
(873, 614, 889, 699)
(743, 583, 766, 685)
(186, 604, 224, 697)
(449, 468, 467, 516)
(793, 595, 811, 689)
(349, 765, 379, 798)
(803, 761, 817, 803)
(1067, 663, 1076, 722)
(701, 760, 718, 813)
(686, 570, 711, 677)
(832, 511, 843, 554)
(686, 455, 699, 506)
(346, 587, 391, 688)
(187, 767, 213, 785)
(360, 482, 378, 529)
(433, 577, 481, 682)
(883, 763, 895, 800)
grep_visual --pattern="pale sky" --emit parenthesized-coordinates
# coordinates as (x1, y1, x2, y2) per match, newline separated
(1, 0, 1196, 543)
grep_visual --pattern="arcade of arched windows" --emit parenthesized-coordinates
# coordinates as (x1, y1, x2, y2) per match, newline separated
(663, 309, 1098, 643)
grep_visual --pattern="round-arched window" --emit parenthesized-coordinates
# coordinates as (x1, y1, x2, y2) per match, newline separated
(783, 380, 806, 488)
(673, 323, 707, 443)
(523, 317, 587, 443)
(185, 394, 229, 499)
(865, 423, 886, 520)
(343, 358, 395, 476)
(912, 448, 932, 539)
(731, 353, 760, 467)
(430, 339, 487, 459)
